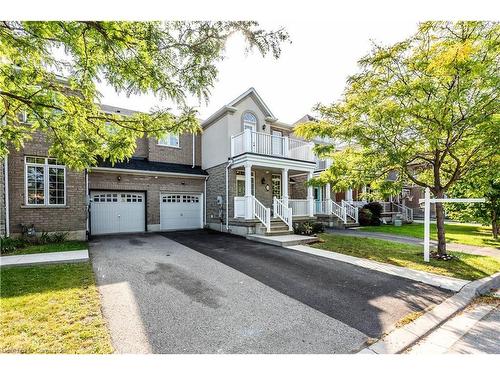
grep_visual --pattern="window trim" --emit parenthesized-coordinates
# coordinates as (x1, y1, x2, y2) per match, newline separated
(235, 170, 255, 196)
(242, 111, 258, 132)
(24, 156, 67, 207)
(157, 133, 181, 148)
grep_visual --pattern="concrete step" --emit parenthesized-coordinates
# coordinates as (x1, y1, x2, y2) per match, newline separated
(246, 234, 318, 247)
(267, 230, 294, 236)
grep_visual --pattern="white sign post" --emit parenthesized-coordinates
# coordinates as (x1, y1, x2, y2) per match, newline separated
(419, 187, 485, 262)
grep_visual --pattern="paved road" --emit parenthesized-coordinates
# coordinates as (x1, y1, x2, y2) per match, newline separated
(162, 230, 452, 338)
(90, 233, 367, 354)
(325, 228, 500, 258)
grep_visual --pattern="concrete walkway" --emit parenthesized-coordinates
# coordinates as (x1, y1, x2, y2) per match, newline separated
(407, 301, 500, 354)
(0, 250, 89, 267)
(287, 244, 469, 292)
(326, 228, 500, 258)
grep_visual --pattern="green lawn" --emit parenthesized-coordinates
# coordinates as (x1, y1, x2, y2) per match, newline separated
(313, 234, 500, 281)
(359, 222, 499, 249)
(0, 263, 113, 354)
(1, 241, 87, 256)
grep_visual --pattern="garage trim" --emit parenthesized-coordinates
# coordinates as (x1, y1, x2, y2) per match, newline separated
(159, 191, 204, 231)
(89, 188, 147, 235)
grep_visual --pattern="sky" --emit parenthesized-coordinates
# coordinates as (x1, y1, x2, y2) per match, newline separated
(97, 19, 419, 124)
(73, 0, 496, 125)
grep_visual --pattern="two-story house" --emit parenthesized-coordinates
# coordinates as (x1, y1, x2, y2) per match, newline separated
(0, 87, 414, 241)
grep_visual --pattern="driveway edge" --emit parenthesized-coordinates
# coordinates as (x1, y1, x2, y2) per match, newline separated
(360, 271, 500, 354)
(286, 244, 469, 292)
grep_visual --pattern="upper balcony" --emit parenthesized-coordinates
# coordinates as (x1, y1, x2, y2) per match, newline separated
(230, 129, 315, 163)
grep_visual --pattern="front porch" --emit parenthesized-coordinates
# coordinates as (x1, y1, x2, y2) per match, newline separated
(230, 160, 316, 235)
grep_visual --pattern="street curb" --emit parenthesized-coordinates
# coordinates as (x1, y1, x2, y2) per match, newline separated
(360, 271, 500, 354)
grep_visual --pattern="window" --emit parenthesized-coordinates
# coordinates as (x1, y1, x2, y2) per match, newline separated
(25, 157, 65, 206)
(235, 170, 255, 196)
(242, 112, 257, 132)
(158, 133, 180, 148)
(17, 111, 31, 124)
(272, 174, 282, 198)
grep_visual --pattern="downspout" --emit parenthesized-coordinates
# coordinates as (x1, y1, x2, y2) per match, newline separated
(192, 134, 195, 168)
(225, 159, 233, 232)
(204, 175, 208, 227)
(4, 156, 10, 237)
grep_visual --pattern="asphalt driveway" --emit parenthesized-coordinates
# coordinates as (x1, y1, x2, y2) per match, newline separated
(162, 230, 453, 338)
(90, 230, 452, 353)
(90, 233, 368, 353)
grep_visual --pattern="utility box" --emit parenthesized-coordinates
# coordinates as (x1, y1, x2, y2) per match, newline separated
(394, 213, 403, 227)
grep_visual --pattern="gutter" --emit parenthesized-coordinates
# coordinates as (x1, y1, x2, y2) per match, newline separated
(90, 167, 207, 179)
(4, 156, 9, 236)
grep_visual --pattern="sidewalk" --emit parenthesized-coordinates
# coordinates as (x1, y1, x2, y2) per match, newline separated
(326, 228, 500, 258)
(0, 250, 89, 267)
(407, 299, 499, 354)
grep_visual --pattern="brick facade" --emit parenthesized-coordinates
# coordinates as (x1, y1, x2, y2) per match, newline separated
(7, 135, 87, 239)
(148, 133, 202, 165)
(290, 174, 308, 199)
(88, 171, 205, 231)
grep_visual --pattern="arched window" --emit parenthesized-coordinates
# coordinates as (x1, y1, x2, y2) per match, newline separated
(242, 112, 257, 132)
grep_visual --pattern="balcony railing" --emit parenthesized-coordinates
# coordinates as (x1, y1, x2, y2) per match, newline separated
(231, 129, 315, 162)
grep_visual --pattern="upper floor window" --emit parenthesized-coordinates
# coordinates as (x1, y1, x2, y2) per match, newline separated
(158, 133, 180, 148)
(25, 157, 66, 206)
(242, 112, 257, 132)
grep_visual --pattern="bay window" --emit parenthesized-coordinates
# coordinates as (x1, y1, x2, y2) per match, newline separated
(25, 157, 66, 206)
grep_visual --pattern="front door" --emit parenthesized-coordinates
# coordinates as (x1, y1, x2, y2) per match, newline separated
(314, 187, 323, 213)
(272, 130, 283, 155)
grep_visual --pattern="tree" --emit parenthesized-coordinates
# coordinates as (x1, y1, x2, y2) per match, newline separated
(295, 21, 500, 256)
(445, 157, 500, 239)
(0, 21, 289, 169)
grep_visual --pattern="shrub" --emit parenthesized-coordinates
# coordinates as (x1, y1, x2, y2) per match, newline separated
(312, 222, 325, 234)
(358, 208, 373, 226)
(0, 237, 26, 255)
(50, 232, 69, 243)
(294, 221, 324, 235)
(363, 202, 383, 226)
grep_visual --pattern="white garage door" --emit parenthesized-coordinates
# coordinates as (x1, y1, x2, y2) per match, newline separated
(91, 191, 145, 235)
(160, 193, 202, 230)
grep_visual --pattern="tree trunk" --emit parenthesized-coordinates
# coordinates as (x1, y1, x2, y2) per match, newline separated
(492, 208, 499, 240)
(434, 192, 447, 255)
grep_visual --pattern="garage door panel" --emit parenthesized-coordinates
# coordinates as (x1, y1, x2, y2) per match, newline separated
(91, 191, 145, 235)
(160, 194, 202, 231)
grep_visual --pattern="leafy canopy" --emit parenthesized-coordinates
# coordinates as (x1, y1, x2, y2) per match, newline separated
(0, 21, 289, 169)
(296, 21, 499, 199)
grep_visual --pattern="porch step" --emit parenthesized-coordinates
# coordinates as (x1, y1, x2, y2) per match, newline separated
(246, 234, 318, 247)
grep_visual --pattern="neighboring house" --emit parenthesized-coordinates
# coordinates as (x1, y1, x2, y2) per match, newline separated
(0, 158, 6, 237)
(1, 87, 416, 240)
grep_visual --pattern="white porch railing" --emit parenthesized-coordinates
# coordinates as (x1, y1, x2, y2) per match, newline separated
(393, 203, 414, 222)
(314, 199, 347, 223)
(274, 198, 293, 231)
(342, 200, 359, 223)
(231, 129, 315, 162)
(252, 196, 271, 232)
(288, 199, 309, 216)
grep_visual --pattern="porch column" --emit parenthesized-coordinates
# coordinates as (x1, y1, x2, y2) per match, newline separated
(244, 162, 253, 219)
(282, 168, 289, 207)
(325, 183, 331, 201)
(345, 188, 353, 201)
(307, 171, 314, 217)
